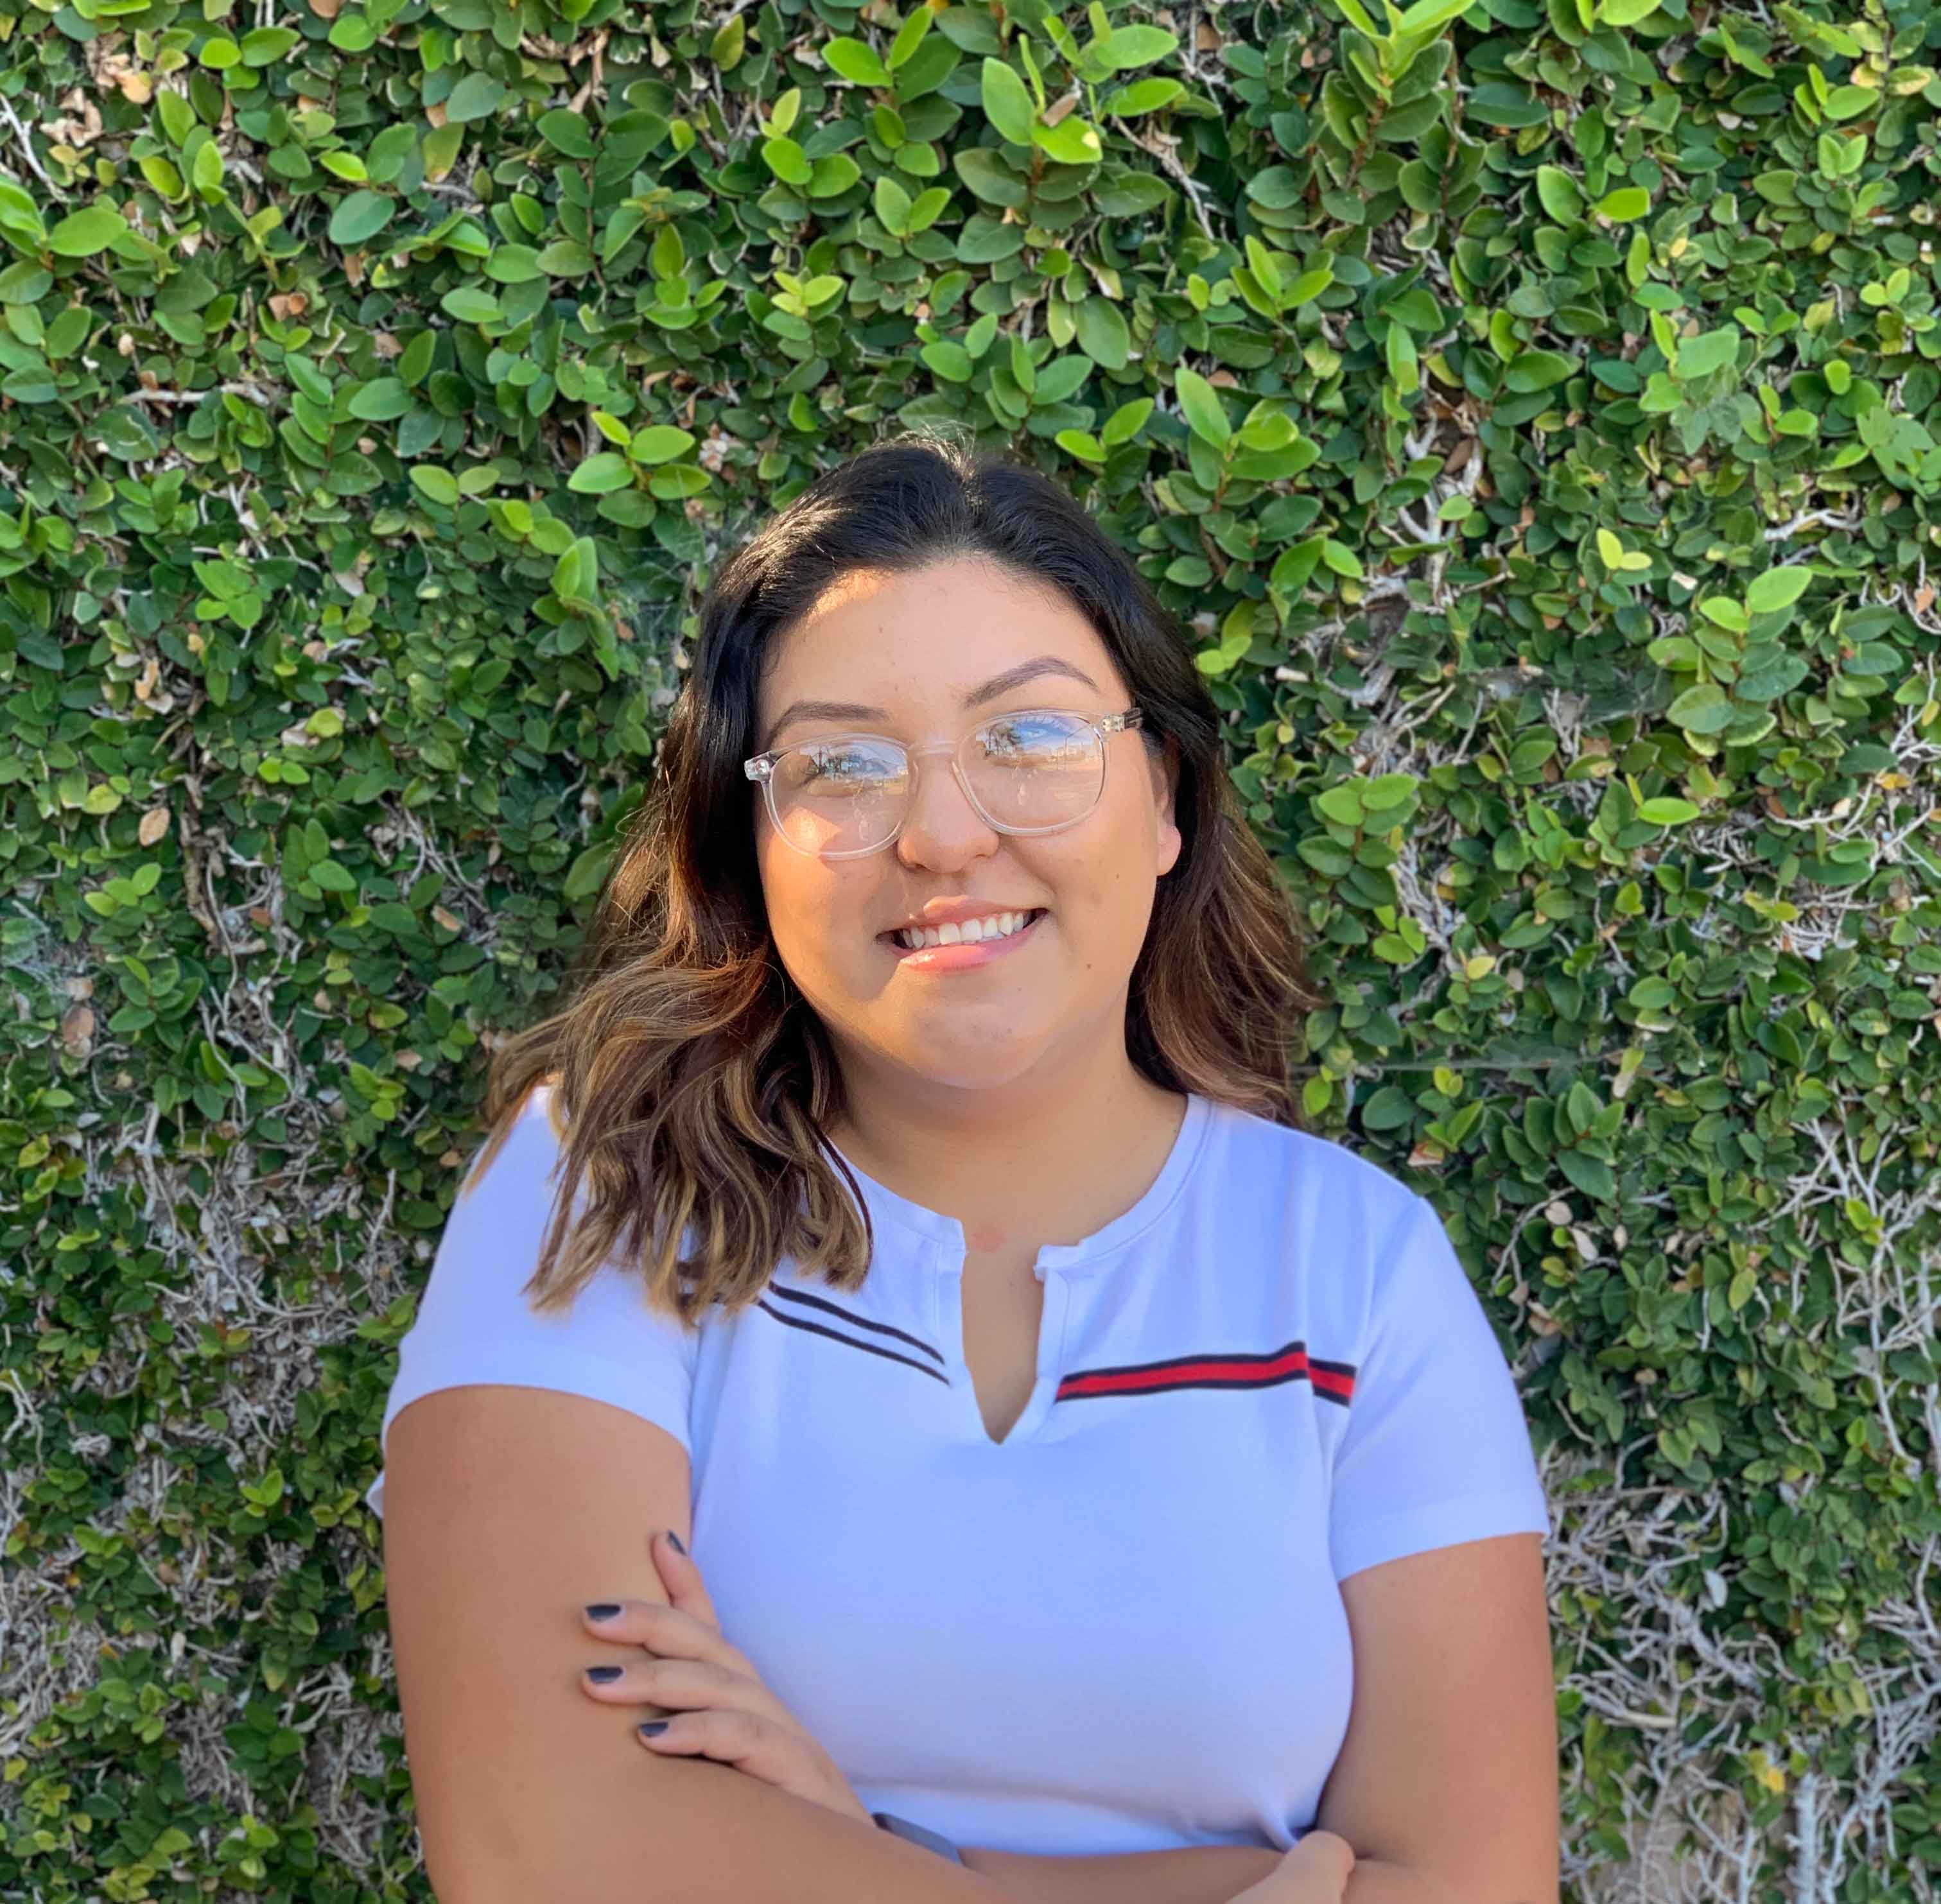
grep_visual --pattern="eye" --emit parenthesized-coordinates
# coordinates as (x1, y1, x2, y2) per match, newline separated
(801, 746, 871, 783)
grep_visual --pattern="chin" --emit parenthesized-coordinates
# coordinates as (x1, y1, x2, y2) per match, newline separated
(890, 1048, 1051, 1094)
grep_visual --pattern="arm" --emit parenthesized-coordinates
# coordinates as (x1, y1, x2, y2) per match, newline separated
(958, 1844, 1515, 1904)
(1341, 1860, 1466, 1903)
(380, 1384, 1016, 1903)
(1313, 1536, 1560, 1904)
(962, 1843, 1287, 1904)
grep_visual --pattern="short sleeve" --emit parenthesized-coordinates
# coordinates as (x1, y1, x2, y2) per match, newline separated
(1327, 1192, 1550, 1582)
(364, 1086, 699, 1518)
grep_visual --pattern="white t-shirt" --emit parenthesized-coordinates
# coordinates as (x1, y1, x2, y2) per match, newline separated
(367, 1082, 1549, 1857)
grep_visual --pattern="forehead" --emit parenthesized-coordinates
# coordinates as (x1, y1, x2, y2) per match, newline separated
(756, 559, 1122, 736)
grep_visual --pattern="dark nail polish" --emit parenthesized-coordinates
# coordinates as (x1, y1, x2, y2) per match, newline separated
(584, 1602, 622, 1621)
(638, 1720, 670, 1737)
(667, 1531, 686, 1555)
(584, 1665, 623, 1683)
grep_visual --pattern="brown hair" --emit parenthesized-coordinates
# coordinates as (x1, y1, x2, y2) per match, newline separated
(469, 427, 1323, 1326)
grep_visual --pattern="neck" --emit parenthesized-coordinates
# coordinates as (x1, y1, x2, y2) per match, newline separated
(822, 1046, 1189, 1256)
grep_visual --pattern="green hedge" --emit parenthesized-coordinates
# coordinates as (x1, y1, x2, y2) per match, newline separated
(6, 0, 1941, 1897)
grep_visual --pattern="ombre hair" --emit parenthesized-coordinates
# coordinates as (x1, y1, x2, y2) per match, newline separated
(469, 427, 1324, 1325)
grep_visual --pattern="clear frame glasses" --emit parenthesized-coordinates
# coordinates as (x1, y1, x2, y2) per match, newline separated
(744, 705, 1145, 860)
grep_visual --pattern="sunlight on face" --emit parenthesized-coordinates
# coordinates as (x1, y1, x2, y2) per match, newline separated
(751, 557, 1181, 1098)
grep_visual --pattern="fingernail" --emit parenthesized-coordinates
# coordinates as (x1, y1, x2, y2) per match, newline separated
(666, 1531, 686, 1555)
(584, 1665, 623, 1683)
(638, 1720, 670, 1737)
(584, 1603, 622, 1621)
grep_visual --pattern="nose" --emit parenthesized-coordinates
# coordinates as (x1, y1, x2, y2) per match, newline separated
(893, 749, 998, 870)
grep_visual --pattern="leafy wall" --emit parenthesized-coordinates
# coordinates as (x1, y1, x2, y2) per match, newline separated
(4, 0, 1941, 1898)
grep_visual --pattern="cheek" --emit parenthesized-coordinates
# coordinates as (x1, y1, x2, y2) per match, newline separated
(1066, 794, 1165, 899)
(757, 842, 880, 977)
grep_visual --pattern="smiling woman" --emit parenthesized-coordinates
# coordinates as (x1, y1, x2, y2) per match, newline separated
(366, 428, 1558, 1904)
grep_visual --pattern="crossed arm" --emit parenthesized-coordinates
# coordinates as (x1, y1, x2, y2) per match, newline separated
(382, 1389, 1556, 1904)
(961, 1843, 1463, 1903)
(959, 1531, 1557, 1904)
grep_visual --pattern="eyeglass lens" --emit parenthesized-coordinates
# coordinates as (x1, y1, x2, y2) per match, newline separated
(769, 711, 1106, 857)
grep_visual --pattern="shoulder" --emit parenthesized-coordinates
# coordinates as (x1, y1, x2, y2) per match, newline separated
(1196, 1098, 1443, 1351)
(1203, 1095, 1423, 1246)
(415, 1078, 704, 1347)
(458, 1075, 570, 1204)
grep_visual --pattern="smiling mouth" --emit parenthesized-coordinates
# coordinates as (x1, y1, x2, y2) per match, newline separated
(878, 908, 1049, 953)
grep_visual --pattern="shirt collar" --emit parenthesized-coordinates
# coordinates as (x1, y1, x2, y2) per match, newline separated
(819, 1092, 1216, 1277)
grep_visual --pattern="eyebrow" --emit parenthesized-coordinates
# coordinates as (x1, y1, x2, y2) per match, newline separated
(758, 654, 1102, 754)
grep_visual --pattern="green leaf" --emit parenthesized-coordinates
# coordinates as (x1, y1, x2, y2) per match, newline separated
(981, 58, 1038, 145)
(809, 153, 863, 198)
(1101, 397, 1152, 446)
(1034, 117, 1102, 165)
(1746, 566, 1811, 614)
(349, 379, 411, 421)
(709, 13, 746, 67)
(444, 73, 507, 123)
(241, 26, 300, 65)
(1173, 366, 1231, 448)
(1331, 0, 1385, 31)
(1315, 781, 1366, 827)
(824, 36, 892, 87)
(1103, 77, 1186, 116)
(1395, 0, 1482, 31)
(1556, 1148, 1617, 1201)
(905, 187, 951, 233)
(922, 338, 974, 382)
(1535, 166, 1585, 223)
(1596, 187, 1651, 221)
(1506, 350, 1576, 392)
(874, 174, 913, 235)
(440, 285, 502, 322)
(762, 137, 814, 186)
(1075, 296, 1131, 370)
(537, 110, 595, 159)
(1361, 774, 1418, 812)
(329, 191, 395, 247)
(192, 141, 225, 198)
(1667, 684, 1735, 734)
(1360, 1084, 1416, 1132)
(535, 239, 593, 277)
(887, 8, 933, 68)
(48, 206, 128, 256)
(628, 425, 696, 465)
(410, 465, 460, 505)
(568, 453, 634, 494)
(1675, 326, 1742, 379)
(1098, 24, 1180, 70)
(1637, 795, 1701, 823)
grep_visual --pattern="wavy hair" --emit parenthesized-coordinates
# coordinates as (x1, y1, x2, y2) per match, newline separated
(468, 427, 1324, 1324)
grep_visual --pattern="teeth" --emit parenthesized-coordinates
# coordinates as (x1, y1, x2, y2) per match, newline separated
(895, 909, 1039, 951)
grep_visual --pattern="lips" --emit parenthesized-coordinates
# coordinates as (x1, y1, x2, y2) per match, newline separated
(879, 908, 1049, 953)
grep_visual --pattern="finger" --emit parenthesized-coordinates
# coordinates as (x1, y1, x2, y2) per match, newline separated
(579, 1598, 755, 1677)
(634, 1706, 802, 1789)
(584, 1658, 794, 1729)
(1286, 1831, 1356, 1887)
(651, 1527, 724, 1631)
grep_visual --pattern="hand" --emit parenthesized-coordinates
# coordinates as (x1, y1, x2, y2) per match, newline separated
(577, 1528, 875, 1829)
(1226, 1831, 1357, 1903)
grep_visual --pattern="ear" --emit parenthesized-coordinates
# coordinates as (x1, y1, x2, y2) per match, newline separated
(1147, 734, 1183, 878)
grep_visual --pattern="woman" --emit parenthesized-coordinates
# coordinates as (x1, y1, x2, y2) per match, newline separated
(367, 431, 1558, 1904)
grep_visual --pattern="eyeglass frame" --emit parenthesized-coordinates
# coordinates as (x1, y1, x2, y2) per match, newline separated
(742, 705, 1146, 860)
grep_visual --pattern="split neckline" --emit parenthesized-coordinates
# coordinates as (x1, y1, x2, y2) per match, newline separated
(821, 1091, 1215, 1278)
